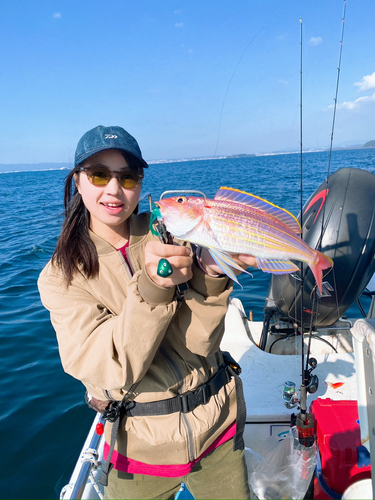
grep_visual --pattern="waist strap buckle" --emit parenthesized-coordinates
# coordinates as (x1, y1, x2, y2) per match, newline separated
(180, 383, 212, 413)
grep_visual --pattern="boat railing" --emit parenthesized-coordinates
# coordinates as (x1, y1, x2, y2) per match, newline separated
(60, 413, 105, 500)
(351, 317, 375, 498)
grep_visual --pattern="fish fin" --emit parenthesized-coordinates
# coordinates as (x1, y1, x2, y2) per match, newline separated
(309, 251, 334, 294)
(215, 187, 302, 234)
(316, 281, 334, 299)
(256, 258, 300, 275)
(208, 248, 253, 286)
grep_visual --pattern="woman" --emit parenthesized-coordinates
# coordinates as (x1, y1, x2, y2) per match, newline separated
(38, 125, 255, 500)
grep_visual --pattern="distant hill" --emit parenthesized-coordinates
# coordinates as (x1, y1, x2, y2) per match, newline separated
(2, 143, 374, 172)
(0, 162, 72, 173)
(225, 153, 256, 159)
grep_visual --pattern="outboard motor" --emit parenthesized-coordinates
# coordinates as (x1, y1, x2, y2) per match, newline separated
(263, 167, 375, 339)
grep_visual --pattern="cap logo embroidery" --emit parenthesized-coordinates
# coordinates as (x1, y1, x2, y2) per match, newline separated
(104, 134, 118, 139)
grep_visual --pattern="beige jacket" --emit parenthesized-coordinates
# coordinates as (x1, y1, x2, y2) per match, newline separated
(38, 212, 237, 465)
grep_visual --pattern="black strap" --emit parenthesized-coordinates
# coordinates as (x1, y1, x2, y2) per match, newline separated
(221, 351, 246, 451)
(98, 382, 140, 487)
(98, 354, 246, 485)
(123, 365, 231, 417)
(98, 418, 118, 486)
(228, 365, 246, 451)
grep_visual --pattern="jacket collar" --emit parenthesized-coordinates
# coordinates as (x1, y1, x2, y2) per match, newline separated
(89, 213, 150, 255)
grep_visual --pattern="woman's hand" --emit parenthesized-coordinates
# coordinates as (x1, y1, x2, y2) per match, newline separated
(145, 241, 193, 288)
(199, 247, 257, 276)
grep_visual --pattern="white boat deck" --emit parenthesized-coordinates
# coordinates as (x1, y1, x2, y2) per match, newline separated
(222, 299, 357, 423)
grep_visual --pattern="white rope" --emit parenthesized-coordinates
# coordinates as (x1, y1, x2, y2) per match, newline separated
(81, 447, 100, 467)
(88, 471, 104, 500)
(81, 448, 104, 500)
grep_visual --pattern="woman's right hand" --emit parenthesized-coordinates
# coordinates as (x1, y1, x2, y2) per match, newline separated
(145, 241, 193, 288)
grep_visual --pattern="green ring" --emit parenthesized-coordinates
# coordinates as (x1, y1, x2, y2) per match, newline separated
(157, 258, 173, 277)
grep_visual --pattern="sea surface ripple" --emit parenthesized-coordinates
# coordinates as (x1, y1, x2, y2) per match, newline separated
(1, 149, 374, 498)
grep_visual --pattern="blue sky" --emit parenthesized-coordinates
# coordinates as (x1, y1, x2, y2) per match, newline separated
(0, 1, 374, 164)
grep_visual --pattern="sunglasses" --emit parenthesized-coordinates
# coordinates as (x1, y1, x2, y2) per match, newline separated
(78, 165, 143, 189)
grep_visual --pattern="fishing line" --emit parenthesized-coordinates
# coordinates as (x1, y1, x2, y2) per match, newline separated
(318, 0, 347, 327)
(213, 25, 265, 157)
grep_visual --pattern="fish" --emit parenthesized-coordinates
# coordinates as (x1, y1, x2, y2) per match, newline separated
(154, 186, 333, 293)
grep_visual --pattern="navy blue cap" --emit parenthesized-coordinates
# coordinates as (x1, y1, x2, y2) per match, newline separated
(74, 125, 148, 169)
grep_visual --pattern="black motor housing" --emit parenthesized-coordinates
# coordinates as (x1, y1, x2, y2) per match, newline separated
(265, 167, 375, 328)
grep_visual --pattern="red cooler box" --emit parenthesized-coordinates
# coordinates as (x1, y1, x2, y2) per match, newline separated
(311, 398, 371, 499)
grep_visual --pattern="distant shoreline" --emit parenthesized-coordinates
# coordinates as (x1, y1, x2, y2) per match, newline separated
(1, 145, 374, 173)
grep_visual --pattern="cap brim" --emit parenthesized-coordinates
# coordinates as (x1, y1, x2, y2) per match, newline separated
(75, 146, 149, 169)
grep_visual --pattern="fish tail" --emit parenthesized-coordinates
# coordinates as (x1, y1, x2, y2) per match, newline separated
(309, 251, 334, 294)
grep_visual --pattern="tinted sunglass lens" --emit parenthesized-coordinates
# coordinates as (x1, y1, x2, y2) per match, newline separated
(83, 167, 141, 188)
(120, 176, 139, 189)
(87, 168, 111, 186)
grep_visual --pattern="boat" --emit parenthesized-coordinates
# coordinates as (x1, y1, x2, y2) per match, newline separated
(60, 166, 375, 500)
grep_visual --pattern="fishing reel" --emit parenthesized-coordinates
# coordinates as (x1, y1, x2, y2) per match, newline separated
(282, 357, 319, 409)
(304, 357, 319, 394)
(282, 381, 299, 409)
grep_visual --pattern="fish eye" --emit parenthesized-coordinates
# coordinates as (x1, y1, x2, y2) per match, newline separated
(176, 197, 187, 204)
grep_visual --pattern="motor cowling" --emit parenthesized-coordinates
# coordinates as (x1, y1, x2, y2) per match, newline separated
(265, 167, 375, 328)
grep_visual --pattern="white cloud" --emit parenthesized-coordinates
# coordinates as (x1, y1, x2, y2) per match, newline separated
(53, 12, 62, 19)
(174, 9, 182, 15)
(333, 92, 375, 110)
(175, 22, 183, 28)
(309, 36, 322, 46)
(278, 79, 289, 86)
(330, 72, 375, 111)
(354, 72, 375, 92)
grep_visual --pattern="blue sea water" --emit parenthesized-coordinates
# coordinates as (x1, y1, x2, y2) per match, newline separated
(1, 149, 374, 499)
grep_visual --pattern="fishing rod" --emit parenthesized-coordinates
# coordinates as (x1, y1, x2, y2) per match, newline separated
(298, 17, 320, 421)
(326, 0, 347, 181)
(285, 3, 348, 446)
(298, 17, 307, 413)
(282, 19, 316, 442)
(312, 0, 347, 336)
(295, 20, 317, 444)
(312, 0, 347, 260)
(304, 0, 347, 370)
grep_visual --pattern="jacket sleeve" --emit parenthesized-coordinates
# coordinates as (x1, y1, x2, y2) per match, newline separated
(177, 259, 234, 357)
(38, 263, 178, 401)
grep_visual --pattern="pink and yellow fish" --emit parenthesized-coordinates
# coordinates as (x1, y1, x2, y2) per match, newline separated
(154, 187, 333, 293)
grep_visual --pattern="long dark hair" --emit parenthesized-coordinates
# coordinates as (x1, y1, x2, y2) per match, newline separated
(52, 151, 144, 285)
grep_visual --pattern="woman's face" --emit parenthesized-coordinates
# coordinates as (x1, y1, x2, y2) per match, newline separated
(74, 149, 142, 239)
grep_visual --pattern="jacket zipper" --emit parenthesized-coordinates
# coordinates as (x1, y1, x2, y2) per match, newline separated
(119, 246, 195, 461)
(102, 250, 133, 400)
(123, 248, 134, 278)
(181, 413, 195, 462)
